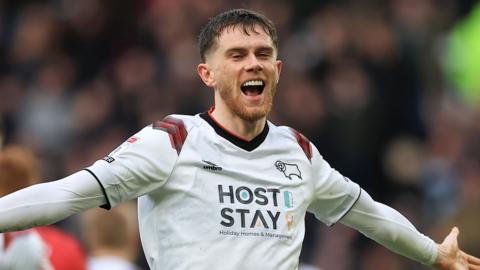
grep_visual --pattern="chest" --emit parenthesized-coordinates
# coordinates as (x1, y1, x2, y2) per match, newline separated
(160, 139, 313, 230)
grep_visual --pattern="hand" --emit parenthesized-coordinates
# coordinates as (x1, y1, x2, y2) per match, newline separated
(433, 227, 480, 270)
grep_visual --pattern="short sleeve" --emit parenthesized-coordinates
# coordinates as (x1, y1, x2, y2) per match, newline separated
(86, 125, 179, 208)
(307, 145, 361, 226)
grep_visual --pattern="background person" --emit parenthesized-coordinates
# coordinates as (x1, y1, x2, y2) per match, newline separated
(0, 145, 87, 270)
(81, 202, 141, 270)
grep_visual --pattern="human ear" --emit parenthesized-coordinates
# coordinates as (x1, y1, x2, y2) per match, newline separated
(275, 60, 283, 83)
(197, 63, 216, 87)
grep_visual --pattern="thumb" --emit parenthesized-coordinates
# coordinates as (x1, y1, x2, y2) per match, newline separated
(434, 227, 464, 269)
(443, 227, 459, 247)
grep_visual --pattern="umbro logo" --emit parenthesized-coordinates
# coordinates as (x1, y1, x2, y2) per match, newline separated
(202, 160, 222, 171)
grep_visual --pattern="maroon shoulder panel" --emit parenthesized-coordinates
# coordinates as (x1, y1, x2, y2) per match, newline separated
(153, 116, 188, 155)
(290, 128, 313, 162)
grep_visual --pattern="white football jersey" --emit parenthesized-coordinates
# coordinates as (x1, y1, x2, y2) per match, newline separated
(86, 110, 360, 270)
(0, 230, 53, 270)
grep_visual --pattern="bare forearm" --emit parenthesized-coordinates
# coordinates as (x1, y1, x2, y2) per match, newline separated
(0, 170, 106, 232)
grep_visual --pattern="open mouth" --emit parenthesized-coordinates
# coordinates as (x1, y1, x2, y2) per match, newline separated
(240, 80, 265, 96)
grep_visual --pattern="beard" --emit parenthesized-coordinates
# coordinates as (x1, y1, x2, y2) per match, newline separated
(218, 83, 277, 122)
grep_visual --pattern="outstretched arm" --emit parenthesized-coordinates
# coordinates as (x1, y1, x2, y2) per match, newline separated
(340, 189, 437, 265)
(0, 170, 106, 232)
(340, 189, 480, 269)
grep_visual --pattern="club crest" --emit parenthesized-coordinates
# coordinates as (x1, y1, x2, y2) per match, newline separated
(275, 160, 302, 180)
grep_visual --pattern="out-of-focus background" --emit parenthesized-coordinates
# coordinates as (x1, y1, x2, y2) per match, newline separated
(0, 0, 479, 269)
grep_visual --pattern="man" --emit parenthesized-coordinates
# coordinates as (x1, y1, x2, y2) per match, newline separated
(0, 9, 479, 270)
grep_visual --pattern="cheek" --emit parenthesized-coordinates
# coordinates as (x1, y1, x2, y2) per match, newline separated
(222, 65, 238, 78)
(265, 63, 278, 75)
(219, 66, 239, 86)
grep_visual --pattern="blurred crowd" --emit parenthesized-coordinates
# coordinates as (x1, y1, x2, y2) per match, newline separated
(0, 0, 479, 269)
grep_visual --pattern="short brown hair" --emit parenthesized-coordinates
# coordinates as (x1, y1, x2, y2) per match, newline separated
(198, 9, 278, 62)
(0, 146, 40, 196)
(82, 202, 139, 260)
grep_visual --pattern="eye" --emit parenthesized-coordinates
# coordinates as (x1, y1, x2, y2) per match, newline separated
(257, 51, 273, 59)
(231, 54, 244, 60)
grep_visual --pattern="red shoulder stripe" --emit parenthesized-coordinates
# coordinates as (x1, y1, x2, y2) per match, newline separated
(153, 116, 188, 155)
(291, 128, 312, 162)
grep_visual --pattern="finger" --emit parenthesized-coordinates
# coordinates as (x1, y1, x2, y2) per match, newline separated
(461, 251, 480, 264)
(469, 256, 480, 266)
(463, 252, 480, 265)
(468, 264, 480, 270)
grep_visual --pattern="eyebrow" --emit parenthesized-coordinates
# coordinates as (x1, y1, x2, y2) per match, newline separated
(256, 46, 274, 54)
(224, 46, 275, 55)
(225, 47, 247, 55)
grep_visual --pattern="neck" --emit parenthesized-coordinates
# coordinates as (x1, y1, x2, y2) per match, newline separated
(210, 106, 266, 141)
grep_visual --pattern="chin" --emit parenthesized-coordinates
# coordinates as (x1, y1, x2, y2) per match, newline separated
(236, 104, 272, 122)
(220, 87, 274, 121)
(239, 111, 266, 121)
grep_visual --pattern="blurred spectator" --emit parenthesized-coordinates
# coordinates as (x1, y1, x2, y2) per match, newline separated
(14, 55, 76, 179)
(0, 145, 87, 270)
(310, 223, 357, 270)
(421, 102, 472, 225)
(272, 70, 326, 139)
(81, 202, 142, 270)
(0, 228, 52, 270)
(8, 4, 62, 80)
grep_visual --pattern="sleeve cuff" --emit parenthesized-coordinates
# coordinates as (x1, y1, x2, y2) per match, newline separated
(83, 168, 112, 210)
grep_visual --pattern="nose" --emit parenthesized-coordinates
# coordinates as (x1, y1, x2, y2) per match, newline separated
(244, 55, 263, 72)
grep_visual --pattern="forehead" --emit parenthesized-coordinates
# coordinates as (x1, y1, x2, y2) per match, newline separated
(215, 25, 275, 50)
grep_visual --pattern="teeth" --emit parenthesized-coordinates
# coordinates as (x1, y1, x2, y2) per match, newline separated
(242, 80, 264, 87)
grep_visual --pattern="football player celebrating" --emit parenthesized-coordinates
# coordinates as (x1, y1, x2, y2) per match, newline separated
(0, 9, 479, 270)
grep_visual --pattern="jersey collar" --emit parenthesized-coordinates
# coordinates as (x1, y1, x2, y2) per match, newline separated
(199, 108, 269, 152)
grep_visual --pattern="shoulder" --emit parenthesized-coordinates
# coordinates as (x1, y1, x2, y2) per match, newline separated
(148, 113, 205, 155)
(138, 114, 197, 139)
(268, 122, 313, 162)
(151, 114, 204, 134)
